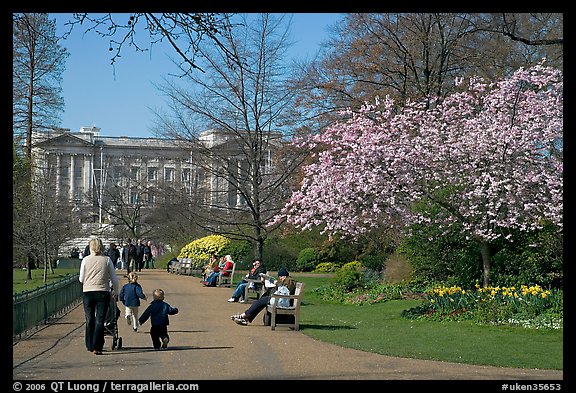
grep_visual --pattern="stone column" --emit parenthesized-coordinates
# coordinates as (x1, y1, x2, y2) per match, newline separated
(84, 153, 92, 202)
(69, 154, 75, 201)
(210, 170, 218, 205)
(236, 159, 243, 207)
(56, 154, 61, 197)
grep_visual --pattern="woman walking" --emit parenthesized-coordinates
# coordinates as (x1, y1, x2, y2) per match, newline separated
(79, 237, 120, 355)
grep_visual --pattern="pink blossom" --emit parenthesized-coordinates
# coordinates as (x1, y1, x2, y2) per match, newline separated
(276, 63, 563, 243)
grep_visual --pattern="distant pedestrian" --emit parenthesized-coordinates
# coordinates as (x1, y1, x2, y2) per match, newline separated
(106, 242, 121, 269)
(143, 240, 154, 269)
(167, 257, 178, 272)
(122, 239, 137, 275)
(139, 289, 179, 350)
(136, 239, 145, 272)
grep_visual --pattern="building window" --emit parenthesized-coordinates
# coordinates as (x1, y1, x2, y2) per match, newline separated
(130, 190, 138, 205)
(164, 167, 174, 182)
(182, 168, 190, 183)
(148, 167, 157, 182)
(130, 167, 139, 181)
(74, 163, 82, 179)
(112, 166, 122, 183)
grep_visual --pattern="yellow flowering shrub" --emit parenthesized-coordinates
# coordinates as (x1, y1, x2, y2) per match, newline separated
(178, 235, 231, 267)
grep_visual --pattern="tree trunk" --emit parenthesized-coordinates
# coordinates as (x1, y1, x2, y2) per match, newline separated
(26, 253, 34, 280)
(43, 243, 49, 284)
(254, 225, 264, 262)
(479, 239, 492, 288)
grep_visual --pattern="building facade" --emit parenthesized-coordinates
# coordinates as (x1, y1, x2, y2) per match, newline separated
(31, 126, 281, 225)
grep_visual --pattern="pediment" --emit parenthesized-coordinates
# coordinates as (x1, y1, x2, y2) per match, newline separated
(35, 133, 94, 148)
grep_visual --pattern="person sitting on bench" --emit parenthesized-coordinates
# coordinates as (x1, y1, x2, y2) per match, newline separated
(226, 259, 267, 303)
(230, 267, 295, 325)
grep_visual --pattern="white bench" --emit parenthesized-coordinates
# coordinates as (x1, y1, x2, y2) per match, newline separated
(176, 258, 191, 274)
(266, 282, 305, 331)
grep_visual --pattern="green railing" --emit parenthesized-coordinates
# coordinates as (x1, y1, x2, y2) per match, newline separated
(13, 274, 83, 339)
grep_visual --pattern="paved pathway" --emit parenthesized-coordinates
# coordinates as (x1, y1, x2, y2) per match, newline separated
(13, 270, 563, 381)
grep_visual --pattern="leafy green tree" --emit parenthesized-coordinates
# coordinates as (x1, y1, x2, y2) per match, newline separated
(13, 143, 33, 277)
(399, 221, 483, 288)
(490, 223, 563, 288)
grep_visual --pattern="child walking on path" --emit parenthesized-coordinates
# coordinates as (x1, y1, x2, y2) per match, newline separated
(138, 289, 179, 350)
(118, 272, 147, 332)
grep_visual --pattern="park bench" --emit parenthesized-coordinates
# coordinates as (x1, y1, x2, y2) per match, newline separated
(169, 259, 181, 274)
(217, 262, 236, 287)
(179, 258, 192, 275)
(244, 272, 273, 301)
(265, 281, 305, 331)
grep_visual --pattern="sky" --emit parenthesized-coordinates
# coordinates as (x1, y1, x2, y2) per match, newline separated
(52, 13, 344, 138)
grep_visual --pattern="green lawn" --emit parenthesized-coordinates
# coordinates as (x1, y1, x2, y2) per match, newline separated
(13, 267, 79, 294)
(292, 273, 563, 371)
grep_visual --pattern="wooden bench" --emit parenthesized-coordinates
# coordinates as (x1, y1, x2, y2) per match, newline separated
(244, 273, 272, 301)
(177, 258, 191, 275)
(217, 262, 236, 287)
(176, 258, 190, 274)
(169, 259, 182, 274)
(266, 282, 305, 331)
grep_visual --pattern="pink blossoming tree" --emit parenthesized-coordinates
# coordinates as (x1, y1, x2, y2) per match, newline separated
(278, 63, 563, 287)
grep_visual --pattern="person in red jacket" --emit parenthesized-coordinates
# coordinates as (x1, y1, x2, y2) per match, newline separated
(203, 254, 234, 287)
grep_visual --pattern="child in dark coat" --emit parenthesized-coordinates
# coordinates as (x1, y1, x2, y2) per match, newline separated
(118, 272, 147, 331)
(138, 288, 179, 350)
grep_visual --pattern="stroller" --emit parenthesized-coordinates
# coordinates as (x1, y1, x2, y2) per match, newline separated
(103, 292, 123, 350)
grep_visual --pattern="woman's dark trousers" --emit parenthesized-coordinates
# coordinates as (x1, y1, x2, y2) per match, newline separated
(83, 291, 110, 352)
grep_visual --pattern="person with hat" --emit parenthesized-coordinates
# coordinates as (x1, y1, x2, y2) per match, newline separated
(230, 267, 296, 326)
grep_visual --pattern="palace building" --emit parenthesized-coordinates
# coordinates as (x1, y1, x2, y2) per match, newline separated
(31, 126, 281, 225)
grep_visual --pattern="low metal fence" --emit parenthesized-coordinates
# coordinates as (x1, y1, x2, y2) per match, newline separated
(13, 274, 83, 339)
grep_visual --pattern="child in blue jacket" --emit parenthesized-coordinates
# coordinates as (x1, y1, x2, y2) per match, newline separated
(118, 272, 147, 331)
(138, 288, 179, 350)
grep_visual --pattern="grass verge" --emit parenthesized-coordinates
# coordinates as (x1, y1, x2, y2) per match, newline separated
(293, 273, 563, 370)
(13, 268, 79, 294)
